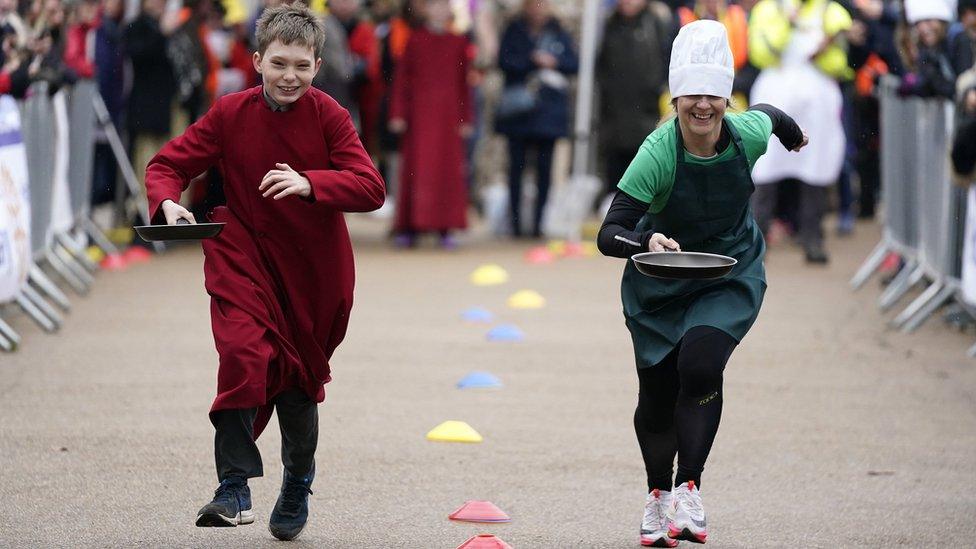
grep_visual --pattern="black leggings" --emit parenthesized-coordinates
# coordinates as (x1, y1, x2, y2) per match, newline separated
(635, 326, 737, 492)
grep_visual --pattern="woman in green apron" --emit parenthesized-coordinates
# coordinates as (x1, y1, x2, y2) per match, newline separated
(596, 20, 807, 547)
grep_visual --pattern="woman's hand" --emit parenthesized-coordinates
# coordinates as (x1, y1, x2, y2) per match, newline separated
(161, 199, 195, 225)
(792, 130, 810, 152)
(648, 233, 680, 252)
(259, 163, 311, 200)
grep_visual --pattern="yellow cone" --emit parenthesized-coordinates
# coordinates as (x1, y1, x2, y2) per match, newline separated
(470, 264, 509, 286)
(547, 240, 566, 256)
(580, 241, 598, 257)
(426, 420, 483, 443)
(507, 289, 546, 309)
(86, 245, 106, 264)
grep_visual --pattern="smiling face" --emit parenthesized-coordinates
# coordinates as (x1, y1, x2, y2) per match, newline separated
(675, 95, 727, 140)
(253, 39, 321, 106)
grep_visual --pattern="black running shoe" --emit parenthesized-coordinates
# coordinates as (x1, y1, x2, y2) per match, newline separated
(269, 467, 314, 541)
(195, 476, 254, 527)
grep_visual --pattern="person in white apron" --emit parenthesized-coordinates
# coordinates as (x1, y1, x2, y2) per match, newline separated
(748, 0, 851, 263)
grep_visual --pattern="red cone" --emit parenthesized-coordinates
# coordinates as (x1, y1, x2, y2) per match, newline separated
(99, 253, 127, 271)
(448, 500, 510, 523)
(524, 246, 555, 264)
(123, 246, 152, 264)
(455, 534, 514, 549)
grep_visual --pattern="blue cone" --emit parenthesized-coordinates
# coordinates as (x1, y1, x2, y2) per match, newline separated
(457, 371, 503, 389)
(462, 307, 494, 323)
(487, 324, 524, 342)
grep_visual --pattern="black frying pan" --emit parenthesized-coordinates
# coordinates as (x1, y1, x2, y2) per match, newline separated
(631, 251, 737, 280)
(133, 218, 225, 241)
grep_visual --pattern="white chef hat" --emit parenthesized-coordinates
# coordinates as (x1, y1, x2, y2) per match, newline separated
(668, 20, 734, 100)
(905, 0, 953, 23)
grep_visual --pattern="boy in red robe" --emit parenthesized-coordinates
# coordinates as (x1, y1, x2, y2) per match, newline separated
(144, 4, 384, 540)
(388, 0, 473, 248)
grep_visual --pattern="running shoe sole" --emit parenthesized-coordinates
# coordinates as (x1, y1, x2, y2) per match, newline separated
(641, 534, 678, 547)
(669, 524, 707, 544)
(195, 509, 254, 527)
(269, 524, 305, 541)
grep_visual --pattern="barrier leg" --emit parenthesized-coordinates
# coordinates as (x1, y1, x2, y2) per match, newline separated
(878, 262, 922, 311)
(80, 217, 121, 256)
(21, 285, 63, 329)
(15, 292, 56, 332)
(900, 284, 956, 333)
(851, 240, 889, 290)
(967, 341, 976, 358)
(45, 248, 88, 295)
(54, 245, 94, 288)
(29, 264, 70, 311)
(0, 315, 20, 347)
(0, 332, 11, 351)
(57, 232, 98, 273)
(891, 280, 943, 328)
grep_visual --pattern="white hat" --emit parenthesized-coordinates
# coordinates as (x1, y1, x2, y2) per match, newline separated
(905, 0, 953, 23)
(668, 20, 734, 100)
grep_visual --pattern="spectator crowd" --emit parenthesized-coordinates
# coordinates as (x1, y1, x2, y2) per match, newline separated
(2, 0, 974, 262)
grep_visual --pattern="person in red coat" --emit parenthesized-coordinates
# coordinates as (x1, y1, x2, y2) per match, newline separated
(144, 4, 384, 540)
(330, 0, 383, 156)
(388, 0, 472, 249)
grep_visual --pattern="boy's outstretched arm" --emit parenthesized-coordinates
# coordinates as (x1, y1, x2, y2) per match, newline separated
(300, 107, 386, 212)
(146, 100, 225, 224)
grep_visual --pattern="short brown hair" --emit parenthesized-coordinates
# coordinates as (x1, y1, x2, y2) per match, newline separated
(255, 4, 325, 56)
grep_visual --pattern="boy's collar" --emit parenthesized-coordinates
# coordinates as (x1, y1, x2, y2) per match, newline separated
(262, 87, 291, 112)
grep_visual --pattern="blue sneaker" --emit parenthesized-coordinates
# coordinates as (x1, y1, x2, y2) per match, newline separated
(195, 476, 254, 527)
(269, 467, 314, 540)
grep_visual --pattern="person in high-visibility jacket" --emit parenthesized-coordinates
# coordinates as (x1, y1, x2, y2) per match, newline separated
(748, 0, 854, 81)
(747, 0, 852, 264)
(677, 0, 749, 71)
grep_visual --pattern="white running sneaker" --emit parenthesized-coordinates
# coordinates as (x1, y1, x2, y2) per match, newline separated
(640, 489, 678, 547)
(668, 481, 707, 543)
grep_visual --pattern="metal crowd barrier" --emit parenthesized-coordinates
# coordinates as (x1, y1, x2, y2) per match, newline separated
(0, 80, 143, 350)
(851, 76, 965, 334)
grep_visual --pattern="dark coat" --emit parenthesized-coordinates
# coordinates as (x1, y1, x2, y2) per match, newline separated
(596, 7, 670, 150)
(124, 14, 176, 135)
(96, 16, 126, 129)
(495, 17, 578, 139)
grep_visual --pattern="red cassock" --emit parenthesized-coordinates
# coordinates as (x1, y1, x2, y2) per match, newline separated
(389, 28, 473, 232)
(146, 86, 385, 437)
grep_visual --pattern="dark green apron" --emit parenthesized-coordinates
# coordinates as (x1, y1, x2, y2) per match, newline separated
(621, 119, 767, 368)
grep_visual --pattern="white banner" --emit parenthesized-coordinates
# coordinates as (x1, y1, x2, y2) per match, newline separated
(0, 95, 32, 302)
(962, 187, 976, 306)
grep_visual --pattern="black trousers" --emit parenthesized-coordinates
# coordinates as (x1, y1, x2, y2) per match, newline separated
(507, 136, 555, 237)
(635, 326, 737, 491)
(212, 389, 318, 482)
(752, 179, 830, 250)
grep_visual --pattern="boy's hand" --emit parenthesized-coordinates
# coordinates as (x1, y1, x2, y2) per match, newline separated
(459, 123, 474, 138)
(260, 163, 311, 200)
(161, 199, 196, 225)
